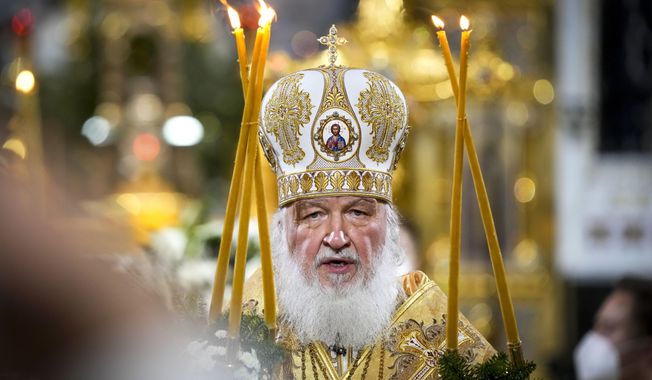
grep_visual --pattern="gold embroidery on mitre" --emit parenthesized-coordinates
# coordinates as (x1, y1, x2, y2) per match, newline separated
(330, 171, 344, 190)
(263, 73, 313, 165)
(362, 172, 373, 192)
(374, 175, 384, 193)
(300, 173, 313, 193)
(314, 171, 328, 192)
(289, 176, 300, 195)
(277, 169, 392, 205)
(279, 178, 289, 198)
(391, 125, 410, 171)
(323, 82, 348, 110)
(357, 71, 406, 163)
(346, 170, 360, 190)
(313, 66, 353, 113)
(258, 130, 278, 173)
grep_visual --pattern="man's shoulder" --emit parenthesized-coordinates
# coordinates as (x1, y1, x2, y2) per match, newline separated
(399, 270, 431, 296)
(391, 270, 497, 365)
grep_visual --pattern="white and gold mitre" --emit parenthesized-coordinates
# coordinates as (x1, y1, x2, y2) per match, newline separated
(259, 59, 409, 206)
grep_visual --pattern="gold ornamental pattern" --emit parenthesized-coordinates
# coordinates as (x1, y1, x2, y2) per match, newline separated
(357, 71, 406, 163)
(386, 317, 483, 380)
(313, 66, 352, 113)
(276, 169, 392, 206)
(258, 130, 278, 173)
(263, 73, 313, 165)
(390, 125, 410, 171)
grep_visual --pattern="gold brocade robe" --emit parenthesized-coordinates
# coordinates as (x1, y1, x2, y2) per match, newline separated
(240, 270, 496, 379)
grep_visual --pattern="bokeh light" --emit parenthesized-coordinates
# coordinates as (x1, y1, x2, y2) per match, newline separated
(82, 116, 112, 146)
(15, 70, 35, 94)
(128, 94, 163, 124)
(291, 30, 318, 58)
(505, 101, 529, 127)
(162, 116, 204, 147)
(533, 79, 554, 104)
(513, 238, 540, 271)
(514, 176, 536, 203)
(11, 9, 33, 37)
(2, 138, 27, 159)
(132, 133, 161, 161)
(496, 62, 514, 81)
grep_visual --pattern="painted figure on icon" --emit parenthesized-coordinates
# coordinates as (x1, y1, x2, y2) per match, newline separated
(326, 123, 346, 151)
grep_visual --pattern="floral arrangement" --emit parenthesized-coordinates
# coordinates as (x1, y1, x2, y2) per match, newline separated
(185, 312, 284, 379)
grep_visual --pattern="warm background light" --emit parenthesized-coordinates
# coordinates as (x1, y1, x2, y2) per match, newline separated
(132, 132, 161, 161)
(514, 177, 536, 203)
(162, 116, 204, 147)
(15, 70, 35, 94)
(533, 79, 555, 105)
(2, 138, 27, 159)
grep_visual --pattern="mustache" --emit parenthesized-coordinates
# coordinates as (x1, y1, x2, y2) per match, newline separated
(314, 247, 360, 268)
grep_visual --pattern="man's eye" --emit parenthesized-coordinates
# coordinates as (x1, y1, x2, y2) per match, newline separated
(305, 211, 321, 220)
(351, 209, 366, 217)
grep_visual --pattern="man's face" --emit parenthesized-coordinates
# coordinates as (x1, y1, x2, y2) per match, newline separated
(594, 290, 652, 378)
(595, 290, 636, 347)
(331, 125, 340, 136)
(284, 196, 386, 289)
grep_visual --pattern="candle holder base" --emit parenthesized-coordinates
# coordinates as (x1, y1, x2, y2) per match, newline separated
(507, 341, 525, 367)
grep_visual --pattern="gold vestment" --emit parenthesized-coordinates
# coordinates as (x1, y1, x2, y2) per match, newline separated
(240, 270, 496, 379)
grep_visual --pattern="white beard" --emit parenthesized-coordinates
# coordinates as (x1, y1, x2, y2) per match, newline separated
(271, 205, 406, 350)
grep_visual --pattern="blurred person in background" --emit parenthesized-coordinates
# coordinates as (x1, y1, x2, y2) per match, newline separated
(574, 276, 652, 380)
(0, 174, 206, 379)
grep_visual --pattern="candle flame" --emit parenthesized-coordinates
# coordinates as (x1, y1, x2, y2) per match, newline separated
(460, 15, 470, 30)
(226, 5, 240, 29)
(257, 1, 276, 27)
(431, 15, 445, 30)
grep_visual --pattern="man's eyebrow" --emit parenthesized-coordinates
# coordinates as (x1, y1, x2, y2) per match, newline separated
(294, 199, 327, 210)
(346, 198, 377, 208)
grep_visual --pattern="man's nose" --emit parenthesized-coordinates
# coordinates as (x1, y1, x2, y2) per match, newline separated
(323, 218, 351, 250)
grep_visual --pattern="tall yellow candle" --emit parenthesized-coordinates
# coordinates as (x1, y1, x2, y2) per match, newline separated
(444, 14, 471, 350)
(251, 10, 277, 330)
(227, 6, 249, 94)
(227, 27, 265, 336)
(432, 16, 458, 100)
(209, 25, 262, 326)
(433, 15, 521, 347)
(208, 19, 264, 323)
(251, 11, 272, 118)
(254, 149, 276, 329)
(210, 6, 277, 330)
(228, 6, 274, 336)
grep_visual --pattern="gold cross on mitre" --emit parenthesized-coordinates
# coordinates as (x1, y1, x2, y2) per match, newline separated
(318, 24, 348, 66)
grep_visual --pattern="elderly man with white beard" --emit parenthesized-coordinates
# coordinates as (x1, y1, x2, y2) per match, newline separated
(272, 196, 405, 352)
(235, 48, 496, 378)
